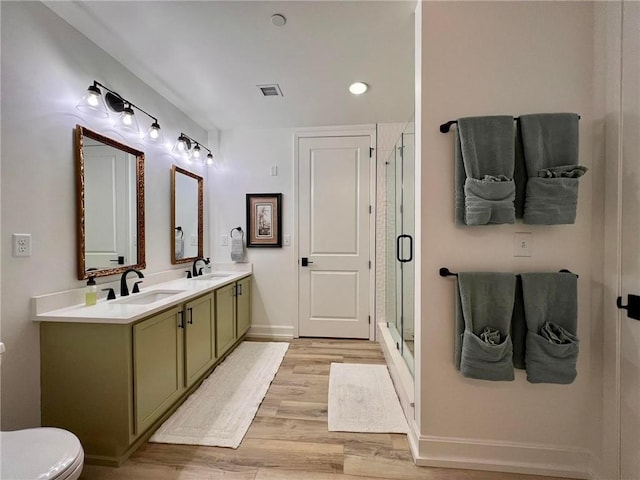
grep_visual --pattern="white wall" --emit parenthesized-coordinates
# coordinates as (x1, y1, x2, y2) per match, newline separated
(417, 2, 602, 477)
(0, 2, 208, 429)
(210, 127, 297, 338)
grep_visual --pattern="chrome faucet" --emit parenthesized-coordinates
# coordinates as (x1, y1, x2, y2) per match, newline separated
(192, 257, 210, 277)
(120, 268, 144, 296)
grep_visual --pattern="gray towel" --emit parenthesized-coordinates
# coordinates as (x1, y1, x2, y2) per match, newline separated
(520, 272, 579, 384)
(511, 276, 526, 369)
(519, 113, 586, 224)
(455, 116, 516, 225)
(455, 272, 516, 381)
(230, 229, 245, 262)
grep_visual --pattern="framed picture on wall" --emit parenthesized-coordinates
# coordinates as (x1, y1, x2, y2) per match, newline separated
(246, 193, 282, 248)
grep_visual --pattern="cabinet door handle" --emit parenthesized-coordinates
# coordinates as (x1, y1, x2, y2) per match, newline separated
(187, 307, 193, 324)
(178, 311, 185, 329)
(237, 284, 243, 296)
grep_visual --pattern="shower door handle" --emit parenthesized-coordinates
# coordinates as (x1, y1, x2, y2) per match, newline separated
(396, 234, 413, 263)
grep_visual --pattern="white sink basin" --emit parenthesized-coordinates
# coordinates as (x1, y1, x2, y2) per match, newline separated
(192, 272, 233, 280)
(115, 290, 186, 305)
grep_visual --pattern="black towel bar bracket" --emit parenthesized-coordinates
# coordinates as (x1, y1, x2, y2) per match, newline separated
(439, 267, 578, 278)
(439, 267, 458, 277)
(439, 115, 581, 133)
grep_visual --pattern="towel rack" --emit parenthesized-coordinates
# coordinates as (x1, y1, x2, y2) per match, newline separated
(230, 226, 243, 237)
(439, 267, 578, 278)
(439, 115, 581, 133)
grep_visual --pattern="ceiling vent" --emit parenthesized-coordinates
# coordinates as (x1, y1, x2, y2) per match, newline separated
(257, 84, 283, 97)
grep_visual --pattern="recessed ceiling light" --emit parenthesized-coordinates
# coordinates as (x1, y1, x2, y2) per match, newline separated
(271, 14, 286, 27)
(349, 82, 368, 95)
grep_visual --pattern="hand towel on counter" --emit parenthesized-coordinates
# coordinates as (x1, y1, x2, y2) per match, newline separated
(519, 113, 587, 224)
(455, 272, 516, 381)
(519, 272, 579, 384)
(455, 116, 516, 226)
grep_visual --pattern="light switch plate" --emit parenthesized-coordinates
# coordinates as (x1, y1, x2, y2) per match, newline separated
(514, 232, 532, 257)
(283, 234, 291, 246)
(221, 235, 228, 246)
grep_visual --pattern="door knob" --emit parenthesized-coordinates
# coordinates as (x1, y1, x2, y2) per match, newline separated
(617, 294, 640, 321)
(301, 257, 314, 267)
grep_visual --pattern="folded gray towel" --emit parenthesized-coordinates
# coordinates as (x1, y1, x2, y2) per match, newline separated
(520, 272, 579, 384)
(519, 113, 586, 224)
(455, 272, 516, 381)
(455, 116, 516, 225)
(523, 177, 580, 224)
(464, 178, 516, 225)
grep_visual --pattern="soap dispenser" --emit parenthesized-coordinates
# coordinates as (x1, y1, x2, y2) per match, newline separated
(85, 276, 97, 306)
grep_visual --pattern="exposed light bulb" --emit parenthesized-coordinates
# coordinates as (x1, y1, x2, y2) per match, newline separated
(206, 153, 214, 166)
(177, 137, 187, 151)
(122, 107, 134, 125)
(148, 122, 160, 139)
(76, 83, 108, 118)
(193, 145, 201, 159)
(87, 92, 100, 107)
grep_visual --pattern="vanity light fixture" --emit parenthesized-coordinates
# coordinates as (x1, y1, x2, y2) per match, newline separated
(76, 80, 163, 142)
(349, 82, 369, 95)
(173, 132, 214, 166)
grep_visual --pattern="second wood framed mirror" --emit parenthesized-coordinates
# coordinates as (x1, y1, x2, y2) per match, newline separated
(171, 165, 203, 264)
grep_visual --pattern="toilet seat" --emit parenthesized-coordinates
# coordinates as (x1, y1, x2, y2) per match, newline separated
(0, 427, 84, 480)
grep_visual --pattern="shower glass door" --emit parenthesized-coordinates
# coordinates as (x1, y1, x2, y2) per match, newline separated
(385, 120, 415, 375)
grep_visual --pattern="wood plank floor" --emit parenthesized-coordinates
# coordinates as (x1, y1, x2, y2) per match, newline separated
(80, 339, 568, 480)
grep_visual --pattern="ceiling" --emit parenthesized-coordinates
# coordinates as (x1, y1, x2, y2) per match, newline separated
(45, 1, 416, 132)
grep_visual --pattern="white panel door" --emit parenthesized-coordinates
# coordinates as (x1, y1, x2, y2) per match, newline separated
(620, 2, 640, 478)
(84, 145, 132, 269)
(298, 135, 371, 338)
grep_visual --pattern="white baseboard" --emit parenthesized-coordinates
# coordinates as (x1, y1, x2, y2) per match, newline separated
(412, 434, 596, 479)
(246, 324, 294, 340)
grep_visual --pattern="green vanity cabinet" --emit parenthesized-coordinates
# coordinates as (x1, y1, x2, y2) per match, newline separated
(215, 278, 252, 356)
(236, 276, 251, 337)
(184, 292, 216, 388)
(133, 306, 185, 436)
(40, 321, 137, 465)
(39, 275, 251, 466)
(215, 282, 237, 355)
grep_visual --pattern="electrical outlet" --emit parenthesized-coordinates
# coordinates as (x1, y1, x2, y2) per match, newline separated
(514, 232, 532, 257)
(12, 233, 32, 257)
(221, 234, 229, 246)
(283, 234, 291, 246)
(271, 165, 278, 176)
(191, 234, 197, 246)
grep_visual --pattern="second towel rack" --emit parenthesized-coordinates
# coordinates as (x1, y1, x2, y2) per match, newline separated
(439, 267, 578, 278)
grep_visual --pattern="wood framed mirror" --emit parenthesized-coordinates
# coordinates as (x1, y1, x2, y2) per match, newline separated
(171, 165, 203, 264)
(75, 125, 146, 280)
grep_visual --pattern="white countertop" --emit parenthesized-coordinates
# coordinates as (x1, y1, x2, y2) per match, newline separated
(34, 271, 251, 324)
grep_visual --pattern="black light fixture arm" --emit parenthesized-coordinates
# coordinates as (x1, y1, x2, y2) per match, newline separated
(178, 132, 213, 155)
(92, 80, 158, 123)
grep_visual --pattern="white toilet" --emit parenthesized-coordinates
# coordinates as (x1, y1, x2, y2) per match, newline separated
(0, 427, 84, 480)
(0, 343, 84, 480)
